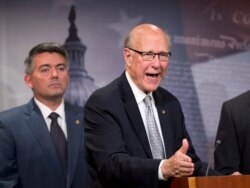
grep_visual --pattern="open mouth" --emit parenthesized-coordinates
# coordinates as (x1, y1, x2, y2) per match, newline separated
(146, 73, 159, 77)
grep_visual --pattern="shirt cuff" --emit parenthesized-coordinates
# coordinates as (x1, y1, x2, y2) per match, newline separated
(158, 160, 168, 181)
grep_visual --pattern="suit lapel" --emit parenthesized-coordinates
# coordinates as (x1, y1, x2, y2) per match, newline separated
(247, 91, 250, 110)
(65, 104, 83, 188)
(120, 73, 152, 158)
(153, 91, 174, 158)
(246, 91, 250, 123)
(120, 73, 175, 158)
(25, 100, 65, 183)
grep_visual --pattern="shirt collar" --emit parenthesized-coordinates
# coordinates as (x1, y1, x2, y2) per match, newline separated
(125, 71, 154, 104)
(34, 98, 65, 120)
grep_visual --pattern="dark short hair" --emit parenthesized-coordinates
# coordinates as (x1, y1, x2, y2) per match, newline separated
(24, 42, 69, 74)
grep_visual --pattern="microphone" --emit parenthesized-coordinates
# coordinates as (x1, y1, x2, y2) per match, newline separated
(205, 139, 221, 176)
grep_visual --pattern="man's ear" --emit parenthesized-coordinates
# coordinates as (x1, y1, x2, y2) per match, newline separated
(24, 74, 33, 89)
(123, 48, 132, 67)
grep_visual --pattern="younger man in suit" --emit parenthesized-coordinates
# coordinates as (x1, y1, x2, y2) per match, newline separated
(0, 42, 88, 188)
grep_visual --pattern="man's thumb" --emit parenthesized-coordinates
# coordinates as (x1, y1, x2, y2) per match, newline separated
(180, 138, 189, 154)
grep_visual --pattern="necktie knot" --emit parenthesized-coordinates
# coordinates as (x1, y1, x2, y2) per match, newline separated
(49, 112, 59, 121)
(143, 95, 152, 108)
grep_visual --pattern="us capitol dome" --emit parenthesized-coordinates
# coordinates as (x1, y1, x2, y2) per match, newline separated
(64, 5, 97, 107)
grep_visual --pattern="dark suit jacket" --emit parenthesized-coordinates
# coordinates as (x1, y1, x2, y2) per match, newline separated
(0, 99, 88, 188)
(214, 90, 250, 175)
(84, 73, 208, 188)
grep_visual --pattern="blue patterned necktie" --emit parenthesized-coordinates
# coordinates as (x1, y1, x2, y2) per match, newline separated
(144, 95, 165, 159)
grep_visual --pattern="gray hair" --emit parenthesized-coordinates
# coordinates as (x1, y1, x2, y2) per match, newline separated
(24, 42, 69, 74)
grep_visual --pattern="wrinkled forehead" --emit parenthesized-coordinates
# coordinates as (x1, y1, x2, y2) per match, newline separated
(134, 34, 169, 51)
(130, 26, 169, 49)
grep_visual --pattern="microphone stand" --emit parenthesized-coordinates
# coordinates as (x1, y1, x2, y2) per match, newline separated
(205, 140, 221, 176)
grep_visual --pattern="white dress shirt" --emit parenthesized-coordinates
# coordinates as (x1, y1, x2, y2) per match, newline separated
(125, 71, 166, 180)
(34, 98, 68, 139)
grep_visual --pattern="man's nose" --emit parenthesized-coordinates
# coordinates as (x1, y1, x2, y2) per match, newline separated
(51, 68, 59, 77)
(152, 55, 161, 67)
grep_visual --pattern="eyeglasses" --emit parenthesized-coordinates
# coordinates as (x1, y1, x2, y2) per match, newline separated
(126, 47, 171, 62)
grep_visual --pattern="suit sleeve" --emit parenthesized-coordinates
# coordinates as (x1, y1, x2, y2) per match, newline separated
(84, 94, 160, 187)
(0, 122, 20, 188)
(214, 103, 240, 174)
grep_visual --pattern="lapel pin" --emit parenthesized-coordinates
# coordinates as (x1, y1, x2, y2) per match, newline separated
(162, 110, 166, 114)
(75, 119, 80, 125)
